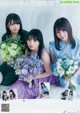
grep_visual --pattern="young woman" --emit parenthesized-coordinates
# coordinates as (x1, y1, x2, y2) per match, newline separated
(49, 17, 80, 87)
(2, 91, 9, 101)
(40, 82, 49, 96)
(0, 13, 28, 86)
(4, 29, 53, 99)
(9, 89, 16, 100)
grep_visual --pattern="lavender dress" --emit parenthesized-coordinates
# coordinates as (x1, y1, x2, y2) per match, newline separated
(0, 49, 60, 99)
(5, 66, 59, 99)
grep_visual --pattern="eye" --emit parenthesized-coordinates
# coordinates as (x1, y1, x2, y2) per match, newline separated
(34, 39, 37, 41)
(56, 31, 60, 35)
(27, 38, 31, 41)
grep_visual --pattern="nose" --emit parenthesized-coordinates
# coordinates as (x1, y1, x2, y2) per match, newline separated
(15, 24, 17, 27)
(30, 40, 34, 44)
(60, 31, 64, 37)
(13, 24, 18, 28)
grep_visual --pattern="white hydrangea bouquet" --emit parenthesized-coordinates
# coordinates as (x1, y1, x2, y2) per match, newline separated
(0, 35, 25, 66)
(52, 55, 80, 90)
(53, 55, 79, 79)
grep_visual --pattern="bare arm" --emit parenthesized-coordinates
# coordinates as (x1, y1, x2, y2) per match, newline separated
(34, 50, 51, 79)
(49, 48, 55, 63)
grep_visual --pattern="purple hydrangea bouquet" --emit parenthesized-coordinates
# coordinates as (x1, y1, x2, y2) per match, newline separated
(14, 54, 43, 81)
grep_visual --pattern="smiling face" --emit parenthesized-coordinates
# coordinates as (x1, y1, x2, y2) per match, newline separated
(3, 92, 7, 96)
(27, 36, 39, 53)
(7, 20, 20, 35)
(9, 91, 13, 95)
(56, 30, 69, 43)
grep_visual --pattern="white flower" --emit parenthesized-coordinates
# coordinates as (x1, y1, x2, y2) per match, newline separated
(69, 66, 74, 71)
(15, 69, 21, 75)
(56, 62, 61, 67)
(66, 71, 70, 75)
(8, 47, 12, 52)
(58, 58, 62, 62)
(0, 35, 24, 63)
(17, 58, 24, 62)
(69, 59, 74, 65)
(56, 64, 61, 70)
(58, 68, 65, 75)
(60, 70, 65, 76)
(74, 61, 78, 65)
(11, 43, 17, 49)
(10, 50, 17, 57)
(22, 69, 28, 75)
(1, 43, 6, 49)
(53, 55, 79, 78)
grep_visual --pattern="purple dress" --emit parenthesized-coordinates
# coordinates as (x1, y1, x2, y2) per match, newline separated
(0, 49, 60, 99)
(0, 72, 60, 99)
(5, 67, 60, 99)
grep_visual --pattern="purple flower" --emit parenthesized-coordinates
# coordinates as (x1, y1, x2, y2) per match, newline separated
(15, 54, 43, 81)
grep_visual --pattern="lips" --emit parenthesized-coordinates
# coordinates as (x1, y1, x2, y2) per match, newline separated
(61, 37, 64, 39)
(29, 46, 34, 48)
(14, 30, 18, 32)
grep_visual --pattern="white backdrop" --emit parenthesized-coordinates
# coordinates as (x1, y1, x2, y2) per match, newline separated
(0, 1, 80, 112)
(0, 1, 80, 50)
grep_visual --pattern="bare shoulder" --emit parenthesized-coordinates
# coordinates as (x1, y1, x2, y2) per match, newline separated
(41, 49, 50, 62)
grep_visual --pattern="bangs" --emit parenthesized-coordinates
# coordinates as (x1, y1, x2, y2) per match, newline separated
(55, 20, 68, 32)
(9, 19, 20, 25)
(28, 35, 37, 41)
(56, 26, 68, 32)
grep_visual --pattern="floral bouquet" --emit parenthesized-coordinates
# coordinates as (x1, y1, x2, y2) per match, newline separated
(53, 55, 79, 79)
(0, 35, 25, 66)
(14, 54, 43, 81)
(52, 55, 79, 90)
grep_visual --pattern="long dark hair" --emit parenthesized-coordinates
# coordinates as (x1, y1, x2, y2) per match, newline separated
(26, 29, 44, 58)
(53, 17, 75, 50)
(6, 13, 22, 36)
(9, 90, 16, 98)
(2, 91, 9, 101)
(41, 82, 46, 88)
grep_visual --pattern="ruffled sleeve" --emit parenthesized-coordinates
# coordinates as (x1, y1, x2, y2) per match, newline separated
(49, 41, 56, 56)
(74, 39, 80, 58)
